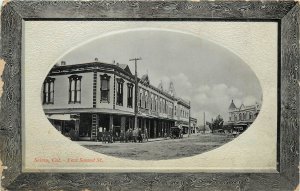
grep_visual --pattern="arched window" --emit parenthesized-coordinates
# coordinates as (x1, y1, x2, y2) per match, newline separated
(127, 83, 133, 108)
(100, 74, 110, 103)
(145, 92, 148, 108)
(249, 112, 253, 120)
(69, 75, 82, 103)
(139, 91, 142, 107)
(239, 113, 242, 121)
(116, 78, 124, 106)
(243, 113, 246, 121)
(43, 77, 55, 104)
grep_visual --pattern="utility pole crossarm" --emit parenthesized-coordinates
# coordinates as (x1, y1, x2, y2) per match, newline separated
(129, 57, 142, 62)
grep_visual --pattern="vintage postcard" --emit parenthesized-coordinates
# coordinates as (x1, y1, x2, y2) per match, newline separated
(20, 21, 278, 172)
(1, 1, 299, 190)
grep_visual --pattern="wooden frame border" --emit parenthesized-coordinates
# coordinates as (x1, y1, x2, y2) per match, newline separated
(0, 1, 299, 190)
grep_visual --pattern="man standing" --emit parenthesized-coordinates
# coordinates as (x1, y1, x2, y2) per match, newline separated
(144, 127, 148, 142)
(120, 129, 125, 143)
(133, 128, 138, 143)
(97, 127, 103, 142)
(138, 128, 143, 143)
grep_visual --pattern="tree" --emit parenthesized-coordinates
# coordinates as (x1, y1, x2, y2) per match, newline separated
(210, 115, 224, 133)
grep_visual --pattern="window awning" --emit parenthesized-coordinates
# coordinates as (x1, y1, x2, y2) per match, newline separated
(47, 114, 77, 121)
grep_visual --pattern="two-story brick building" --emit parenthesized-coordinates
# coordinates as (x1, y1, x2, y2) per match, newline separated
(43, 60, 193, 141)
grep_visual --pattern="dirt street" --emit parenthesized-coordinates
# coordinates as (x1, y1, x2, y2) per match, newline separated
(81, 133, 234, 160)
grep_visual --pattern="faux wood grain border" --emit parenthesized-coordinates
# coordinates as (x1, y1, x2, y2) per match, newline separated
(0, 1, 299, 190)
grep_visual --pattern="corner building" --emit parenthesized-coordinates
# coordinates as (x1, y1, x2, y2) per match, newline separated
(43, 61, 192, 141)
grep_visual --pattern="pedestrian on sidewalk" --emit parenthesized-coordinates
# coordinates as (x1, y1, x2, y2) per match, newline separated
(97, 127, 103, 142)
(102, 128, 108, 143)
(138, 128, 143, 143)
(132, 128, 138, 143)
(120, 129, 125, 143)
(144, 128, 148, 142)
(128, 128, 133, 142)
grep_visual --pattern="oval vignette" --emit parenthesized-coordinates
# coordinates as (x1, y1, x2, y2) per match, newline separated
(41, 29, 263, 160)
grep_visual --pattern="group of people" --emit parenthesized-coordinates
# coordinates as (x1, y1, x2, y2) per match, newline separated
(123, 127, 148, 143)
(97, 127, 148, 143)
(97, 128, 114, 143)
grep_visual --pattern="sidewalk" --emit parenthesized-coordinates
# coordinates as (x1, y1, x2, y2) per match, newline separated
(75, 134, 193, 146)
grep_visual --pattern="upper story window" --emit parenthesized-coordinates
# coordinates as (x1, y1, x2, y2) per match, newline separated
(127, 83, 133, 108)
(160, 98, 163, 113)
(175, 106, 177, 115)
(43, 77, 55, 104)
(100, 74, 111, 103)
(243, 113, 246, 121)
(249, 112, 253, 120)
(155, 96, 158, 111)
(145, 92, 148, 109)
(151, 94, 154, 110)
(239, 113, 242, 121)
(152, 95, 156, 111)
(139, 92, 142, 107)
(142, 91, 146, 108)
(68, 75, 82, 104)
(116, 78, 124, 106)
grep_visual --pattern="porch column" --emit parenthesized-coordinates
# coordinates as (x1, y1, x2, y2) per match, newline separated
(109, 115, 114, 131)
(147, 119, 150, 138)
(143, 118, 147, 132)
(154, 120, 157, 138)
(121, 116, 126, 133)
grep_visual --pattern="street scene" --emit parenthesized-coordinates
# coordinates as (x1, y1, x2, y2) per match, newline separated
(79, 133, 233, 160)
(42, 30, 262, 160)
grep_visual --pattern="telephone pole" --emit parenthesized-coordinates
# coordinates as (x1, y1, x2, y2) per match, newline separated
(203, 112, 206, 134)
(129, 57, 142, 130)
(188, 101, 191, 137)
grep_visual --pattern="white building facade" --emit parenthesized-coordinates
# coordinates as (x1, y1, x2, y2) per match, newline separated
(43, 61, 192, 141)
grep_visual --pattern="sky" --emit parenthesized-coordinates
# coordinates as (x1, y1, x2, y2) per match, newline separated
(58, 29, 262, 125)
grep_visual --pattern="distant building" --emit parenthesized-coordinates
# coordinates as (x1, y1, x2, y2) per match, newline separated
(189, 117, 197, 134)
(227, 100, 261, 132)
(43, 61, 194, 141)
